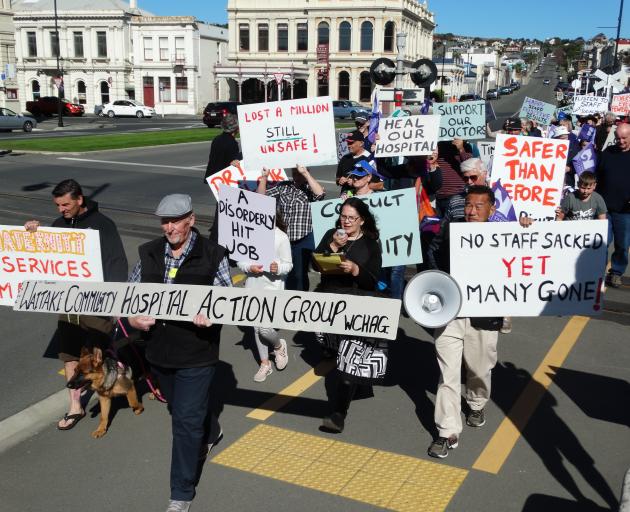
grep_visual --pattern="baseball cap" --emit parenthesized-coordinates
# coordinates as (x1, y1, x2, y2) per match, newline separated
(553, 126, 570, 137)
(557, 112, 569, 121)
(354, 115, 368, 124)
(345, 130, 365, 143)
(347, 159, 376, 178)
(155, 194, 193, 217)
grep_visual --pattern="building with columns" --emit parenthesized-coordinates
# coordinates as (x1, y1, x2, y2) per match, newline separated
(0, 0, 18, 110)
(216, 0, 435, 104)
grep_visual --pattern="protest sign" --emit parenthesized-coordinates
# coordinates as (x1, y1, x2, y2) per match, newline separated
(572, 143, 597, 176)
(477, 141, 495, 169)
(572, 95, 609, 116)
(519, 97, 556, 126)
(603, 124, 617, 151)
(0, 226, 103, 306)
(217, 185, 276, 266)
(336, 130, 349, 160)
(434, 100, 486, 141)
(490, 134, 568, 221)
(237, 96, 336, 170)
(13, 280, 402, 340)
(206, 163, 287, 201)
(310, 189, 422, 267)
(374, 115, 439, 157)
(450, 220, 608, 316)
(611, 93, 630, 115)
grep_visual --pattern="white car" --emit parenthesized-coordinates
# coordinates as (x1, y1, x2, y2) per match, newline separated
(102, 100, 155, 118)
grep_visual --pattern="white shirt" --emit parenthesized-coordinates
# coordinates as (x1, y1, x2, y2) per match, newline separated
(236, 227, 293, 291)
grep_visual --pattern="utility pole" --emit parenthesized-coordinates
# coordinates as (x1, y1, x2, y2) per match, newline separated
(395, 32, 406, 108)
(53, 0, 64, 127)
(613, 0, 625, 72)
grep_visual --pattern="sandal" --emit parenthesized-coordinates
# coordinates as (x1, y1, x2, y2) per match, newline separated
(57, 412, 85, 431)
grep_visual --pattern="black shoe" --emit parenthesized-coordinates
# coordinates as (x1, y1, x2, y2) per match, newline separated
(207, 429, 224, 453)
(427, 435, 458, 458)
(321, 413, 345, 433)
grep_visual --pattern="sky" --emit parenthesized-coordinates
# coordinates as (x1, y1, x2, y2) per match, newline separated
(141, 0, 628, 41)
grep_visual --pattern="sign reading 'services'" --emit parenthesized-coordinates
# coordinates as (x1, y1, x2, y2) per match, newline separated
(13, 281, 402, 340)
(374, 115, 439, 157)
(450, 220, 608, 317)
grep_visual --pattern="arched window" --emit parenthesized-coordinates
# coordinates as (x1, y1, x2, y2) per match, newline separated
(339, 21, 351, 52)
(359, 71, 372, 102)
(360, 21, 373, 52)
(77, 80, 86, 104)
(31, 79, 40, 100)
(384, 21, 395, 52)
(100, 81, 110, 104)
(338, 71, 350, 100)
(317, 22, 329, 45)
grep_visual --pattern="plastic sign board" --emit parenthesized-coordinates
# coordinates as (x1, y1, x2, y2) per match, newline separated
(519, 96, 556, 126)
(611, 94, 630, 116)
(434, 100, 486, 141)
(572, 95, 609, 116)
(205, 163, 287, 201)
(374, 114, 439, 157)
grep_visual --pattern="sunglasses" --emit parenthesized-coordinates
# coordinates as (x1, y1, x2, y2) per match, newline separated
(463, 174, 480, 183)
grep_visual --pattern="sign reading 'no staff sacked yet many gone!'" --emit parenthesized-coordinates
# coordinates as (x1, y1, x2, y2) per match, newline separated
(0, 226, 103, 306)
(611, 93, 630, 115)
(572, 95, 609, 116)
(206, 163, 288, 201)
(434, 100, 486, 141)
(218, 185, 276, 267)
(237, 96, 337, 171)
(310, 189, 422, 267)
(14, 281, 402, 340)
(491, 134, 568, 221)
(450, 220, 608, 317)
(374, 114, 440, 157)
(519, 97, 556, 126)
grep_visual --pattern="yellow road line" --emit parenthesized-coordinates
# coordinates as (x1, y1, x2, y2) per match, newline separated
(246, 359, 336, 421)
(472, 315, 590, 474)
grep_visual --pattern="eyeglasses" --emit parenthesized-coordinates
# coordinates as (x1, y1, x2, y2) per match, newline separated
(340, 215, 360, 222)
(463, 174, 480, 183)
(347, 174, 366, 180)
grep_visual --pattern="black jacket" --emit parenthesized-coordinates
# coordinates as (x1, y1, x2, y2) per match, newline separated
(52, 199, 127, 282)
(140, 231, 226, 368)
(204, 131, 242, 180)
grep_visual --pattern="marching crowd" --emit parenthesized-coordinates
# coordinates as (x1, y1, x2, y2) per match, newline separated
(22, 103, 629, 511)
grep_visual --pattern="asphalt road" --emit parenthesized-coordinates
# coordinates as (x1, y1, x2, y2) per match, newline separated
(0, 140, 629, 512)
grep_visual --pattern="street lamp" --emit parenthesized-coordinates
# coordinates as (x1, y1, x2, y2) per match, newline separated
(53, 0, 63, 127)
(395, 32, 406, 91)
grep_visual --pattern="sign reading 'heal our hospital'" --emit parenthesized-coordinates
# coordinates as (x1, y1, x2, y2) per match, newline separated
(237, 96, 337, 171)
(434, 100, 486, 141)
(0, 226, 103, 306)
(450, 220, 608, 317)
(374, 115, 439, 157)
(490, 134, 568, 221)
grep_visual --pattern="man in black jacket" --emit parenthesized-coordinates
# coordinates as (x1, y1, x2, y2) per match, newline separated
(203, 113, 241, 182)
(25, 179, 128, 431)
(127, 194, 229, 512)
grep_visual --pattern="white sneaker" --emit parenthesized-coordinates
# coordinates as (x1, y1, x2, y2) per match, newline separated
(166, 500, 191, 512)
(273, 339, 289, 370)
(254, 363, 272, 382)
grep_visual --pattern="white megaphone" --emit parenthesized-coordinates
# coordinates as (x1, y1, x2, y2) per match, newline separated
(403, 270, 463, 328)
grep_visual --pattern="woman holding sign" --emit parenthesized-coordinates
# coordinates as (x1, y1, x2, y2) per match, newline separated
(312, 197, 384, 433)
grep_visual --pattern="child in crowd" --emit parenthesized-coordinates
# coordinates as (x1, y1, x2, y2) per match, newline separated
(556, 171, 607, 221)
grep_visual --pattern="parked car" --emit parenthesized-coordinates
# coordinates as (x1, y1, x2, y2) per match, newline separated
(459, 94, 483, 102)
(499, 86, 513, 95)
(102, 100, 155, 118)
(486, 88, 500, 100)
(332, 100, 370, 119)
(25, 96, 84, 117)
(510, 82, 521, 90)
(202, 101, 240, 128)
(543, 79, 550, 85)
(0, 108, 37, 132)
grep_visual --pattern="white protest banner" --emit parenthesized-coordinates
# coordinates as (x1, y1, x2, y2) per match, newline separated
(450, 220, 608, 317)
(477, 141, 495, 168)
(217, 185, 276, 266)
(237, 96, 336, 170)
(603, 124, 617, 151)
(206, 163, 287, 201)
(572, 95, 609, 116)
(491, 134, 568, 221)
(434, 100, 486, 141)
(310, 189, 422, 267)
(0, 226, 103, 306)
(374, 115, 439, 157)
(611, 93, 630, 116)
(14, 280, 402, 340)
(519, 97, 556, 126)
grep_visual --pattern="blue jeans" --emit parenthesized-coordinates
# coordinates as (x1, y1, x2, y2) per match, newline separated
(608, 212, 630, 276)
(287, 232, 315, 292)
(153, 364, 216, 501)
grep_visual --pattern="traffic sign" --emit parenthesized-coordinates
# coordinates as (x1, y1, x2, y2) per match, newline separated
(571, 79, 581, 89)
(409, 59, 437, 88)
(274, 72, 284, 85)
(369, 58, 396, 86)
(53, 76, 63, 88)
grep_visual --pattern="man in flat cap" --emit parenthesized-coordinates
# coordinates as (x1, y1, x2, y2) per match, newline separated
(127, 194, 231, 512)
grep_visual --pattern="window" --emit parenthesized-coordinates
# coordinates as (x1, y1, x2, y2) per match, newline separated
(359, 71, 372, 102)
(159, 37, 168, 61)
(143, 37, 153, 61)
(74, 32, 84, 58)
(277, 23, 288, 51)
(339, 21, 351, 51)
(77, 80, 86, 104)
(258, 24, 269, 52)
(100, 81, 109, 104)
(50, 32, 59, 58)
(384, 21, 395, 52)
(27, 32, 37, 57)
(317, 72, 328, 96)
(31, 80, 40, 100)
(239, 24, 250, 51)
(360, 21, 373, 52)
(338, 71, 350, 100)
(96, 31, 107, 58)
(317, 22, 329, 45)
(175, 37, 185, 61)
(297, 23, 308, 52)
(6, 89, 18, 100)
(159, 77, 171, 102)
(175, 77, 188, 102)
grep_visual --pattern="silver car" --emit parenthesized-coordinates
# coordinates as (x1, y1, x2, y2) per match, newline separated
(0, 108, 37, 132)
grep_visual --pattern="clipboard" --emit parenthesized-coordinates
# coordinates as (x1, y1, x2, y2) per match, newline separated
(313, 252, 346, 274)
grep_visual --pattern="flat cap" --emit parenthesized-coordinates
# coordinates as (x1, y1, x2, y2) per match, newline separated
(154, 194, 193, 217)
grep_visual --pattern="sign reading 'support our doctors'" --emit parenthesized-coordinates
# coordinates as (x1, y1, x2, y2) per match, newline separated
(434, 100, 486, 141)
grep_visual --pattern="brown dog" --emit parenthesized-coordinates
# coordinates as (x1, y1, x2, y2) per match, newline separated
(68, 346, 144, 438)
